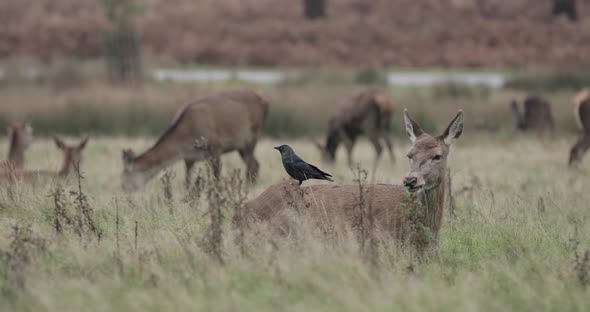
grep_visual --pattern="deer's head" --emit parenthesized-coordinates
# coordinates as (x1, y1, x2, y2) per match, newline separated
(8, 120, 34, 149)
(54, 136, 89, 175)
(121, 149, 145, 191)
(402, 110, 463, 193)
(313, 129, 340, 164)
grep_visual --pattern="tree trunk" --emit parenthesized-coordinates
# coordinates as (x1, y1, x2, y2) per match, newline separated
(304, 0, 326, 20)
(552, 0, 577, 22)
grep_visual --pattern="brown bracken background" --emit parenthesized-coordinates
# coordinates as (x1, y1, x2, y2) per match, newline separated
(2, 0, 590, 68)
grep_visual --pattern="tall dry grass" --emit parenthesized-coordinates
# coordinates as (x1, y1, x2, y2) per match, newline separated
(0, 135, 588, 310)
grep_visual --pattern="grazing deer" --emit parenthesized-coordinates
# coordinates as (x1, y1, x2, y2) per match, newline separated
(315, 89, 395, 167)
(510, 96, 554, 134)
(0, 137, 88, 183)
(0, 121, 34, 171)
(243, 109, 463, 248)
(121, 89, 269, 191)
(569, 89, 590, 167)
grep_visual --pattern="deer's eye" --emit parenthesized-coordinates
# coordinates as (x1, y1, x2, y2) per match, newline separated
(433, 155, 442, 161)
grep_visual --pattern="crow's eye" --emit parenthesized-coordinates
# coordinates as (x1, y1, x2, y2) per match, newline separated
(433, 155, 442, 161)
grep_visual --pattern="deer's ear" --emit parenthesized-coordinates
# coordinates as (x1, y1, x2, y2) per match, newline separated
(403, 109, 423, 143)
(122, 149, 135, 163)
(78, 137, 89, 150)
(54, 136, 66, 150)
(440, 110, 464, 145)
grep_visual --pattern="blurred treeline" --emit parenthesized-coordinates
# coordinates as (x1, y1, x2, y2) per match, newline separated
(1, 0, 590, 68)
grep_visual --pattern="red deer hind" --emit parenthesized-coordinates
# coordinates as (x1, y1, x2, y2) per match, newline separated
(244, 109, 463, 248)
(569, 89, 590, 167)
(315, 89, 395, 167)
(121, 89, 269, 191)
(0, 120, 33, 172)
(510, 96, 554, 134)
(0, 137, 88, 184)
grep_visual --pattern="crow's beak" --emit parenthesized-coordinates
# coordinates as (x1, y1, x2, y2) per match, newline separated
(274, 146, 280, 151)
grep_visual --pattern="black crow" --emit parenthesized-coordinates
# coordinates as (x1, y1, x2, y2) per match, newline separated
(274, 145, 334, 185)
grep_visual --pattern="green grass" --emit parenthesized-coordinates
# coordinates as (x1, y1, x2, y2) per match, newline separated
(0, 135, 589, 311)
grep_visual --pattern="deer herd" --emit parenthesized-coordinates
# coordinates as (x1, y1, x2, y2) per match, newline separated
(1, 87, 589, 248)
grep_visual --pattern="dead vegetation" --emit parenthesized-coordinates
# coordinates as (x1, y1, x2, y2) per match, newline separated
(2, 0, 590, 68)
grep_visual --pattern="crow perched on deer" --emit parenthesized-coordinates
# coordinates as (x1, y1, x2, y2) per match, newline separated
(274, 145, 333, 185)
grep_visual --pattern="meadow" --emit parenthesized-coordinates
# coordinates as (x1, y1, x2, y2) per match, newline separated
(0, 62, 590, 310)
(0, 129, 589, 310)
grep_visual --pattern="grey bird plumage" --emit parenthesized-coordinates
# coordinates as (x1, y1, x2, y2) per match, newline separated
(274, 145, 334, 185)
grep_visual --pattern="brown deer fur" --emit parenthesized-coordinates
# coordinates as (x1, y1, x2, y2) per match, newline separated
(0, 137, 88, 183)
(316, 89, 395, 166)
(569, 89, 590, 166)
(510, 96, 554, 134)
(0, 121, 33, 172)
(244, 110, 463, 247)
(121, 89, 269, 191)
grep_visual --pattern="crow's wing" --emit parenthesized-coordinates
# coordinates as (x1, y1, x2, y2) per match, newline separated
(306, 163, 332, 177)
(293, 161, 332, 180)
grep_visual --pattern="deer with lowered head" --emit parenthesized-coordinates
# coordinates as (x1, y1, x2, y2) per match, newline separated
(0, 137, 88, 183)
(569, 89, 590, 167)
(0, 120, 34, 172)
(510, 96, 554, 135)
(315, 89, 395, 167)
(242, 109, 463, 248)
(121, 89, 269, 191)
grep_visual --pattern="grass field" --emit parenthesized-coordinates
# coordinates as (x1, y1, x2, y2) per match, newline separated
(0, 132, 589, 311)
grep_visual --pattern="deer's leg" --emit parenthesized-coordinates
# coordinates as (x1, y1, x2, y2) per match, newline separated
(570, 135, 590, 166)
(382, 131, 395, 163)
(184, 158, 196, 188)
(368, 135, 383, 164)
(239, 141, 259, 184)
(367, 135, 383, 175)
(208, 150, 222, 179)
(339, 130, 355, 167)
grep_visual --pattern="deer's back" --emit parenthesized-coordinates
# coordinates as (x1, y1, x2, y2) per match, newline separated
(244, 180, 408, 236)
(523, 97, 553, 128)
(170, 89, 269, 148)
(329, 89, 392, 132)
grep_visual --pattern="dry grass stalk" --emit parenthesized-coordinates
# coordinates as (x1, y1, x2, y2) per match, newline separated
(134, 220, 138, 251)
(226, 169, 249, 257)
(51, 185, 72, 234)
(160, 169, 175, 215)
(72, 162, 102, 242)
(0, 225, 47, 293)
(352, 166, 378, 265)
(570, 224, 590, 288)
(203, 167, 226, 265)
(185, 168, 205, 209)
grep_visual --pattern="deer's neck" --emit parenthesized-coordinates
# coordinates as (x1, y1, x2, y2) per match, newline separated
(511, 105, 526, 130)
(132, 140, 186, 180)
(58, 154, 75, 177)
(7, 133, 25, 168)
(416, 173, 447, 239)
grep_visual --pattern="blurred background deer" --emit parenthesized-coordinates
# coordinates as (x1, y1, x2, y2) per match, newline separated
(0, 120, 33, 172)
(510, 96, 554, 135)
(315, 89, 395, 167)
